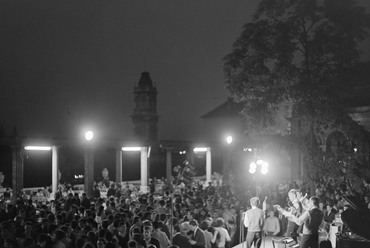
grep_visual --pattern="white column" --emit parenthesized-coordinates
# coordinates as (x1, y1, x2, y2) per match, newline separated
(206, 147, 212, 184)
(116, 148, 122, 183)
(51, 146, 59, 200)
(166, 149, 172, 180)
(140, 147, 149, 193)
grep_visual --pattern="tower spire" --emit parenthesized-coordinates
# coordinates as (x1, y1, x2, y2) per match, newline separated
(131, 71, 159, 145)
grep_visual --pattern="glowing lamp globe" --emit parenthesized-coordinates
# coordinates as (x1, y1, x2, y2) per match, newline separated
(85, 131, 94, 141)
(261, 167, 268, 175)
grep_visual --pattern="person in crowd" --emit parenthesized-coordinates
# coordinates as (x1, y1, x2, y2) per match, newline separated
(189, 220, 206, 248)
(107, 184, 116, 198)
(277, 196, 324, 248)
(263, 209, 280, 237)
(285, 189, 302, 241)
(211, 218, 231, 248)
(199, 220, 213, 248)
(152, 221, 170, 248)
(142, 225, 161, 248)
(243, 197, 264, 248)
(323, 200, 336, 232)
(116, 221, 129, 248)
(173, 224, 192, 248)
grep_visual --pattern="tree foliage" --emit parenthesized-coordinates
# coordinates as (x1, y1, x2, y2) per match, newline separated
(224, 0, 370, 189)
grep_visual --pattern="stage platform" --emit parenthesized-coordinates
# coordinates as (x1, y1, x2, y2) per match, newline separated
(233, 236, 299, 248)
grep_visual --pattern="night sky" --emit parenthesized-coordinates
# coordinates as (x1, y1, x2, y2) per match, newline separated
(0, 0, 260, 142)
(1, 0, 369, 143)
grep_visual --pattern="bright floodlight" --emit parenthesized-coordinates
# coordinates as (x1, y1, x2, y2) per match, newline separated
(261, 167, 268, 175)
(85, 131, 94, 141)
(122, 147, 142, 151)
(249, 162, 257, 174)
(256, 159, 264, 166)
(262, 161, 269, 169)
(250, 162, 257, 170)
(193, 147, 208, 152)
(25, 146, 52, 151)
(226, 136, 233, 144)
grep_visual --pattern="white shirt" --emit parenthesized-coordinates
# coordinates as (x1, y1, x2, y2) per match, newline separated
(211, 227, 231, 248)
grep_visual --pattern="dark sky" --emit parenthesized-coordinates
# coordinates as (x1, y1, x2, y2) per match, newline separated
(0, 1, 369, 143)
(0, 0, 260, 142)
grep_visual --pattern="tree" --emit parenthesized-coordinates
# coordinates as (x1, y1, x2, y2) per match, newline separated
(224, 0, 370, 190)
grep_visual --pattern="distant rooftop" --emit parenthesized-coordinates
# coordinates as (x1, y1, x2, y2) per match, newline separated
(201, 98, 243, 119)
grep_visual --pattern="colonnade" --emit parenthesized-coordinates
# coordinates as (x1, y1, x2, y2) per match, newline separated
(10, 145, 213, 199)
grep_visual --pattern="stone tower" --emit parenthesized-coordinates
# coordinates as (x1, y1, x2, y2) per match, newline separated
(131, 72, 159, 145)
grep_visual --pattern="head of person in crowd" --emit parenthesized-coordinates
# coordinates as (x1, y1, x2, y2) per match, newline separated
(288, 189, 298, 202)
(181, 221, 191, 234)
(4, 238, 17, 248)
(143, 225, 153, 240)
(337, 206, 344, 214)
(173, 224, 181, 234)
(128, 240, 138, 248)
(319, 201, 324, 210)
(310, 196, 320, 208)
(186, 211, 194, 221)
(133, 232, 145, 246)
(23, 237, 34, 248)
(335, 191, 342, 201)
(96, 238, 106, 248)
(296, 189, 304, 200)
(82, 242, 96, 248)
(37, 233, 52, 247)
(326, 199, 335, 212)
(250, 197, 260, 207)
(24, 221, 33, 237)
(216, 217, 225, 228)
(117, 221, 127, 235)
(189, 219, 199, 232)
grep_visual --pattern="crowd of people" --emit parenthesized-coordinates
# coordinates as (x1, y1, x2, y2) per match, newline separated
(0, 176, 369, 248)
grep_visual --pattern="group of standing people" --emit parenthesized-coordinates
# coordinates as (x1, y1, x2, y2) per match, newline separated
(242, 190, 324, 248)
(0, 182, 240, 248)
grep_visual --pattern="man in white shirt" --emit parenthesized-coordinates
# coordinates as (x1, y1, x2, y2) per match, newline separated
(244, 197, 264, 248)
(211, 218, 231, 248)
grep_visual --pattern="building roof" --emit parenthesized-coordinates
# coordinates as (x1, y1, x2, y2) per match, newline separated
(201, 98, 242, 119)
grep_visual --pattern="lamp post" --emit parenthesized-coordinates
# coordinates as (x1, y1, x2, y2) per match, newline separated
(223, 135, 234, 186)
(249, 158, 269, 197)
(84, 130, 94, 199)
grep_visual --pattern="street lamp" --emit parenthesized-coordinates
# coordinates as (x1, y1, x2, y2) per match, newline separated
(83, 130, 95, 199)
(249, 159, 269, 175)
(226, 136, 233, 145)
(84, 131, 94, 141)
(249, 158, 269, 197)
